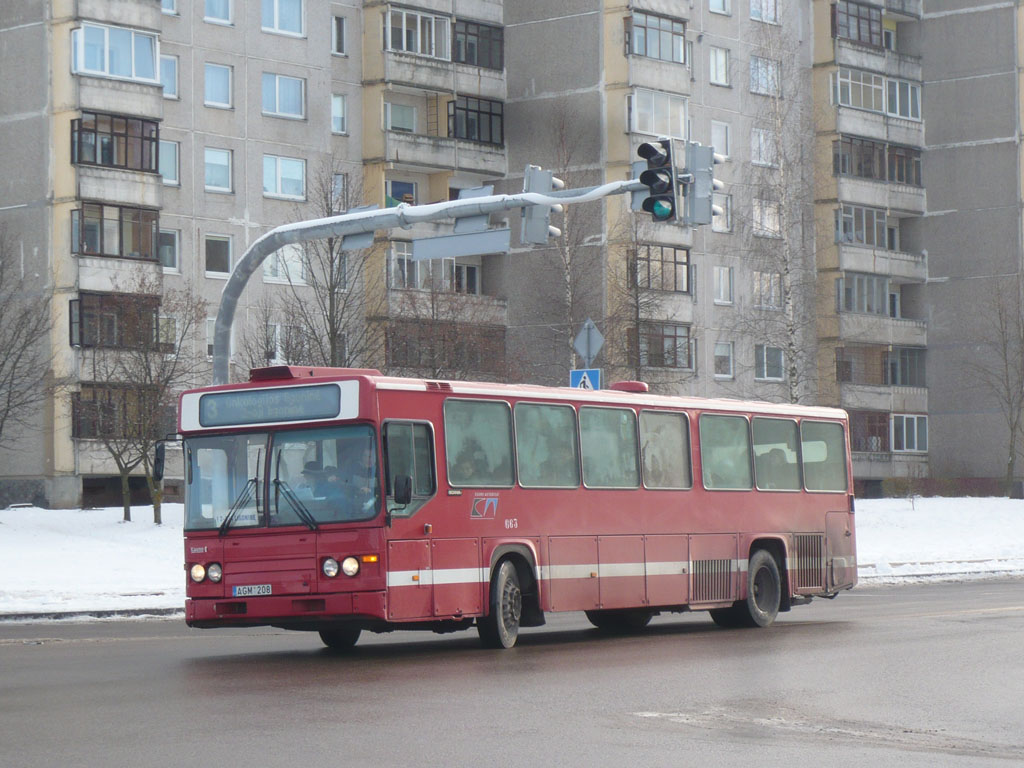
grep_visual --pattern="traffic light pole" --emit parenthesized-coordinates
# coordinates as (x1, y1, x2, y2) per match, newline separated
(212, 177, 648, 385)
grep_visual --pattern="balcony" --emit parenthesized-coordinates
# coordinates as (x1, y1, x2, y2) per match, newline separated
(387, 288, 508, 326)
(835, 39, 921, 82)
(885, 0, 922, 21)
(838, 313, 927, 346)
(840, 384, 928, 414)
(454, 63, 506, 102)
(77, 257, 162, 293)
(835, 108, 923, 147)
(838, 243, 928, 283)
(77, 0, 161, 30)
(852, 451, 928, 481)
(837, 176, 925, 216)
(76, 75, 163, 120)
(76, 165, 162, 209)
(628, 57, 691, 97)
(384, 130, 507, 176)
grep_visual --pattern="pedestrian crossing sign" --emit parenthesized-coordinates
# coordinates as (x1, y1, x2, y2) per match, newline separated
(569, 369, 601, 390)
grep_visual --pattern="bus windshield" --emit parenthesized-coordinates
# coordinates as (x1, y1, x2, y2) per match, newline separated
(184, 425, 380, 530)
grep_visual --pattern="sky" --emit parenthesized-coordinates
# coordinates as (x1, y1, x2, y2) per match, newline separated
(0, 497, 1022, 619)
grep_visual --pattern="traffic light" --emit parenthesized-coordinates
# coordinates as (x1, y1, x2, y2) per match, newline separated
(684, 142, 725, 226)
(521, 165, 564, 244)
(637, 139, 677, 222)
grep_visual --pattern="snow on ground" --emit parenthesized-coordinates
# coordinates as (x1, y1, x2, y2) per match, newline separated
(0, 498, 1022, 619)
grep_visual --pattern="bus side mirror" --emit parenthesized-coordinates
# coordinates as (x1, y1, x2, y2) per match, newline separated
(153, 442, 166, 483)
(394, 475, 412, 506)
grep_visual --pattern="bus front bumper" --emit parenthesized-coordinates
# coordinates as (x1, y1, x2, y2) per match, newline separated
(185, 590, 387, 628)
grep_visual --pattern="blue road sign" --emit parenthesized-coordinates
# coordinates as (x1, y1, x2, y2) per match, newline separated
(570, 369, 601, 390)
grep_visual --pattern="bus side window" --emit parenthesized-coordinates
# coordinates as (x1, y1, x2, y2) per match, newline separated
(801, 421, 848, 491)
(700, 414, 753, 490)
(444, 400, 514, 487)
(384, 422, 436, 499)
(579, 406, 640, 488)
(639, 410, 691, 489)
(752, 417, 801, 491)
(515, 403, 580, 488)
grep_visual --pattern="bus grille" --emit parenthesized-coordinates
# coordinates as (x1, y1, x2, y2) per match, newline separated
(691, 559, 733, 602)
(795, 534, 825, 590)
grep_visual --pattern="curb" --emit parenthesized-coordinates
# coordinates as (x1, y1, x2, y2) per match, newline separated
(0, 607, 184, 622)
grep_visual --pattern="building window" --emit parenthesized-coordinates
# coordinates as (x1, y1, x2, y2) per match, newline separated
(205, 235, 231, 276)
(751, 127, 779, 167)
(833, 135, 885, 180)
(626, 12, 685, 64)
(886, 347, 926, 387)
(631, 88, 687, 139)
(888, 145, 922, 186)
(71, 111, 159, 172)
(834, 1, 882, 48)
(833, 67, 884, 111)
(262, 0, 303, 36)
(448, 97, 504, 145)
(835, 204, 887, 247)
(71, 23, 158, 83)
(754, 344, 784, 381)
(263, 243, 307, 284)
(391, 241, 426, 289)
(711, 121, 730, 159)
(751, 0, 778, 23)
(261, 73, 304, 118)
(71, 203, 158, 261)
(836, 272, 890, 315)
(447, 259, 480, 294)
(709, 46, 730, 86)
(331, 94, 347, 133)
(754, 271, 783, 309)
(204, 63, 232, 107)
(332, 16, 346, 54)
(639, 322, 693, 369)
(714, 341, 734, 379)
(710, 0, 730, 15)
(204, 0, 231, 24)
(750, 56, 780, 96)
(713, 265, 733, 304)
(331, 173, 347, 212)
(635, 244, 690, 293)
(849, 410, 890, 452)
(386, 9, 451, 59)
(72, 385, 166, 439)
(68, 293, 160, 350)
(162, 0, 178, 13)
(892, 414, 927, 453)
(454, 20, 504, 69)
(263, 154, 305, 199)
(887, 78, 921, 120)
(753, 198, 781, 237)
(159, 139, 179, 185)
(158, 229, 179, 271)
(386, 180, 416, 206)
(387, 320, 505, 375)
(204, 148, 232, 192)
(160, 55, 178, 98)
(712, 193, 732, 232)
(385, 102, 417, 132)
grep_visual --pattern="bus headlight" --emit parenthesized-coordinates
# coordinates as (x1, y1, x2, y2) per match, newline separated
(341, 556, 360, 577)
(190, 563, 206, 583)
(207, 563, 223, 583)
(323, 558, 340, 578)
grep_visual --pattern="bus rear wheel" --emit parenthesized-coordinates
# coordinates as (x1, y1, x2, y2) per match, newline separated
(477, 560, 522, 649)
(710, 549, 781, 628)
(319, 625, 362, 650)
(585, 609, 653, 633)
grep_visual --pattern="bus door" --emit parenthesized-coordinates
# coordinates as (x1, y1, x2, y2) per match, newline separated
(826, 509, 856, 590)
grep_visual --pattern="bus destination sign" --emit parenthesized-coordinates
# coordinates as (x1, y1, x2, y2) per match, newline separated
(198, 383, 342, 427)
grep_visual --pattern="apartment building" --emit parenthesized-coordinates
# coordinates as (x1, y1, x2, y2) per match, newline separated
(811, 0, 929, 494)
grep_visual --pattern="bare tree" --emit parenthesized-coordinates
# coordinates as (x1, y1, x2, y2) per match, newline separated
(74, 275, 206, 523)
(967, 280, 1024, 494)
(266, 162, 387, 369)
(722, 19, 818, 404)
(0, 224, 52, 449)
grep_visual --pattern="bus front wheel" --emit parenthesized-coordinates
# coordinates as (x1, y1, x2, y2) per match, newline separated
(319, 625, 361, 650)
(477, 560, 522, 649)
(710, 549, 781, 628)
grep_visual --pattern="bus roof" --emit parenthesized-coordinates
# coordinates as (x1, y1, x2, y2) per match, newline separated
(182, 366, 848, 423)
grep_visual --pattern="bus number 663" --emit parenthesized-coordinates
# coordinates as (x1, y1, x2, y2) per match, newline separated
(504, 518, 518, 529)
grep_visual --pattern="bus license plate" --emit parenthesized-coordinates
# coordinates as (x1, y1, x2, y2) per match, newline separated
(233, 584, 272, 597)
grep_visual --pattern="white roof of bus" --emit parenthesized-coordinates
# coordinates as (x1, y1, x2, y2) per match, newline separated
(365, 374, 847, 420)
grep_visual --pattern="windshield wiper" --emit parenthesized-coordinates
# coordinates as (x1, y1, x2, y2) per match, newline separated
(273, 452, 318, 531)
(219, 450, 261, 536)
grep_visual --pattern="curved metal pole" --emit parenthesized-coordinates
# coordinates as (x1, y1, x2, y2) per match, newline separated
(212, 179, 644, 385)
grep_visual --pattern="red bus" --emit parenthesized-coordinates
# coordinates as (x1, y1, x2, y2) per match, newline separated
(176, 366, 856, 649)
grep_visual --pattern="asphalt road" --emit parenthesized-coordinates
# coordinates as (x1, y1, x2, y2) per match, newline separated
(1, 579, 1022, 768)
